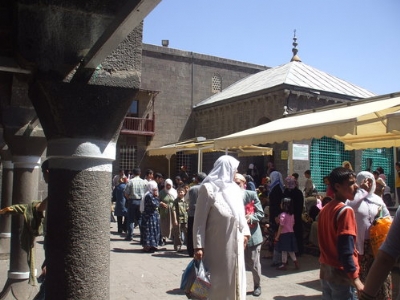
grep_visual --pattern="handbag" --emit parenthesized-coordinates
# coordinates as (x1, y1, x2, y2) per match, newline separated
(189, 259, 211, 300)
(369, 206, 392, 257)
(180, 259, 197, 298)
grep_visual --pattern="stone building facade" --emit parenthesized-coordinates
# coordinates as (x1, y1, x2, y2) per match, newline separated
(194, 90, 341, 140)
(133, 41, 393, 189)
(193, 90, 342, 177)
(135, 43, 268, 176)
(190, 47, 387, 189)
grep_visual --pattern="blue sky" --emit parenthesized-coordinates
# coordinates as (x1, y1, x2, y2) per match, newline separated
(143, 0, 400, 96)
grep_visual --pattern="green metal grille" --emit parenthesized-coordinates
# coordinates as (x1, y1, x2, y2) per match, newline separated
(361, 148, 394, 190)
(310, 137, 353, 192)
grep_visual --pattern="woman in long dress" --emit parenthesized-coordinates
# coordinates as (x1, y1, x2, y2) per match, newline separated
(268, 171, 285, 266)
(193, 155, 251, 300)
(346, 171, 392, 300)
(158, 178, 177, 245)
(141, 181, 160, 252)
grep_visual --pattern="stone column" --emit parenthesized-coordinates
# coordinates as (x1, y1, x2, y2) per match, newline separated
(45, 141, 113, 299)
(8, 155, 41, 282)
(0, 147, 13, 261)
(29, 80, 138, 300)
(0, 106, 47, 299)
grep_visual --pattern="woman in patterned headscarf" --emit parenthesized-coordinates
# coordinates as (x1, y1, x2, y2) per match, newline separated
(193, 155, 250, 300)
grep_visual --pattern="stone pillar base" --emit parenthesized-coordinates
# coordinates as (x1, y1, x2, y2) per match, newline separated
(0, 278, 39, 300)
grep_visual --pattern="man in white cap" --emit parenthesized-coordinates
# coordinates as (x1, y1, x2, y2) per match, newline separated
(235, 173, 264, 297)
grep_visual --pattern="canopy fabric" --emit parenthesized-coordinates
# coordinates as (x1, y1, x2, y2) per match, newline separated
(235, 145, 273, 157)
(337, 109, 400, 150)
(147, 140, 214, 156)
(214, 93, 400, 150)
(147, 140, 272, 157)
(387, 111, 400, 133)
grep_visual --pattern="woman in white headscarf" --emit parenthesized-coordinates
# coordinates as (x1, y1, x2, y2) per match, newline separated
(158, 178, 177, 245)
(193, 155, 250, 300)
(141, 181, 160, 252)
(346, 171, 391, 300)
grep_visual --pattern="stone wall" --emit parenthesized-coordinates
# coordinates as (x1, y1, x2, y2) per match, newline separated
(138, 44, 268, 175)
(140, 44, 268, 148)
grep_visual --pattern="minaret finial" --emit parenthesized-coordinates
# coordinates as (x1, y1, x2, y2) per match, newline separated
(290, 30, 302, 62)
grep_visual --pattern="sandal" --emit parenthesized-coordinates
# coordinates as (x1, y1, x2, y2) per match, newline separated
(276, 264, 287, 270)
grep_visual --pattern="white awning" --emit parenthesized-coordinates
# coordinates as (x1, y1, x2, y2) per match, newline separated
(147, 140, 272, 157)
(147, 140, 215, 156)
(214, 93, 400, 150)
(147, 139, 273, 174)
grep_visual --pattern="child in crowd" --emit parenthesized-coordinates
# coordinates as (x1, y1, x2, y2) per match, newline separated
(323, 176, 335, 199)
(318, 167, 363, 298)
(303, 170, 316, 197)
(274, 197, 299, 270)
(172, 187, 188, 251)
(292, 173, 299, 188)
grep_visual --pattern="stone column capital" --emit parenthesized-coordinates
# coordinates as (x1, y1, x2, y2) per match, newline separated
(12, 155, 41, 169)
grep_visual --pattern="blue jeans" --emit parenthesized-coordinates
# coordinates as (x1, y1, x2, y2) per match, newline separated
(127, 200, 142, 238)
(321, 279, 358, 300)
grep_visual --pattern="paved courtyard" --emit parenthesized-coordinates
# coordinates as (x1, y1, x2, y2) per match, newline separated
(0, 222, 324, 299)
(109, 224, 323, 299)
(2, 221, 400, 299)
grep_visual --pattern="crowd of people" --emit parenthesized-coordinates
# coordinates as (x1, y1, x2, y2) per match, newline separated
(111, 167, 197, 253)
(109, 158, 400, 300)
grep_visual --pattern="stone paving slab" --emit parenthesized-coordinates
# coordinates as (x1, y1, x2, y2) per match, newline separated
(1, 222, 323, 299)
(108, 222, 322, 299)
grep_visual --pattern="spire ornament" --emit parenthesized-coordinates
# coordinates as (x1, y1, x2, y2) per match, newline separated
(290, 30, 302, 62)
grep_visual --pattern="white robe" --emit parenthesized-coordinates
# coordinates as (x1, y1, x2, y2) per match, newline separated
(193, 183, 250, 300)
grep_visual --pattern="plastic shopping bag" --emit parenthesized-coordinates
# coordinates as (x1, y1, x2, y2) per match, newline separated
(189, 260, 211, 300)
(180, 259, 197, 298)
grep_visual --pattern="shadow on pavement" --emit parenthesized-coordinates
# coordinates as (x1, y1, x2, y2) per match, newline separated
(274, 295, 321, 300)
(261, 254, 320, 278)
(297, 279, 321, 292)
(152, 251, 192, 259)
(111, 247, 145, 254)
(166, 287, 186, 296)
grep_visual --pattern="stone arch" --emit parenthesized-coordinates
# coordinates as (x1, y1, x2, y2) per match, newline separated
(256, 116, 271, 126)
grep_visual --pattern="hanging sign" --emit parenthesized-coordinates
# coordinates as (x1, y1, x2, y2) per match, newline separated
(293, 144, 309, 161)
